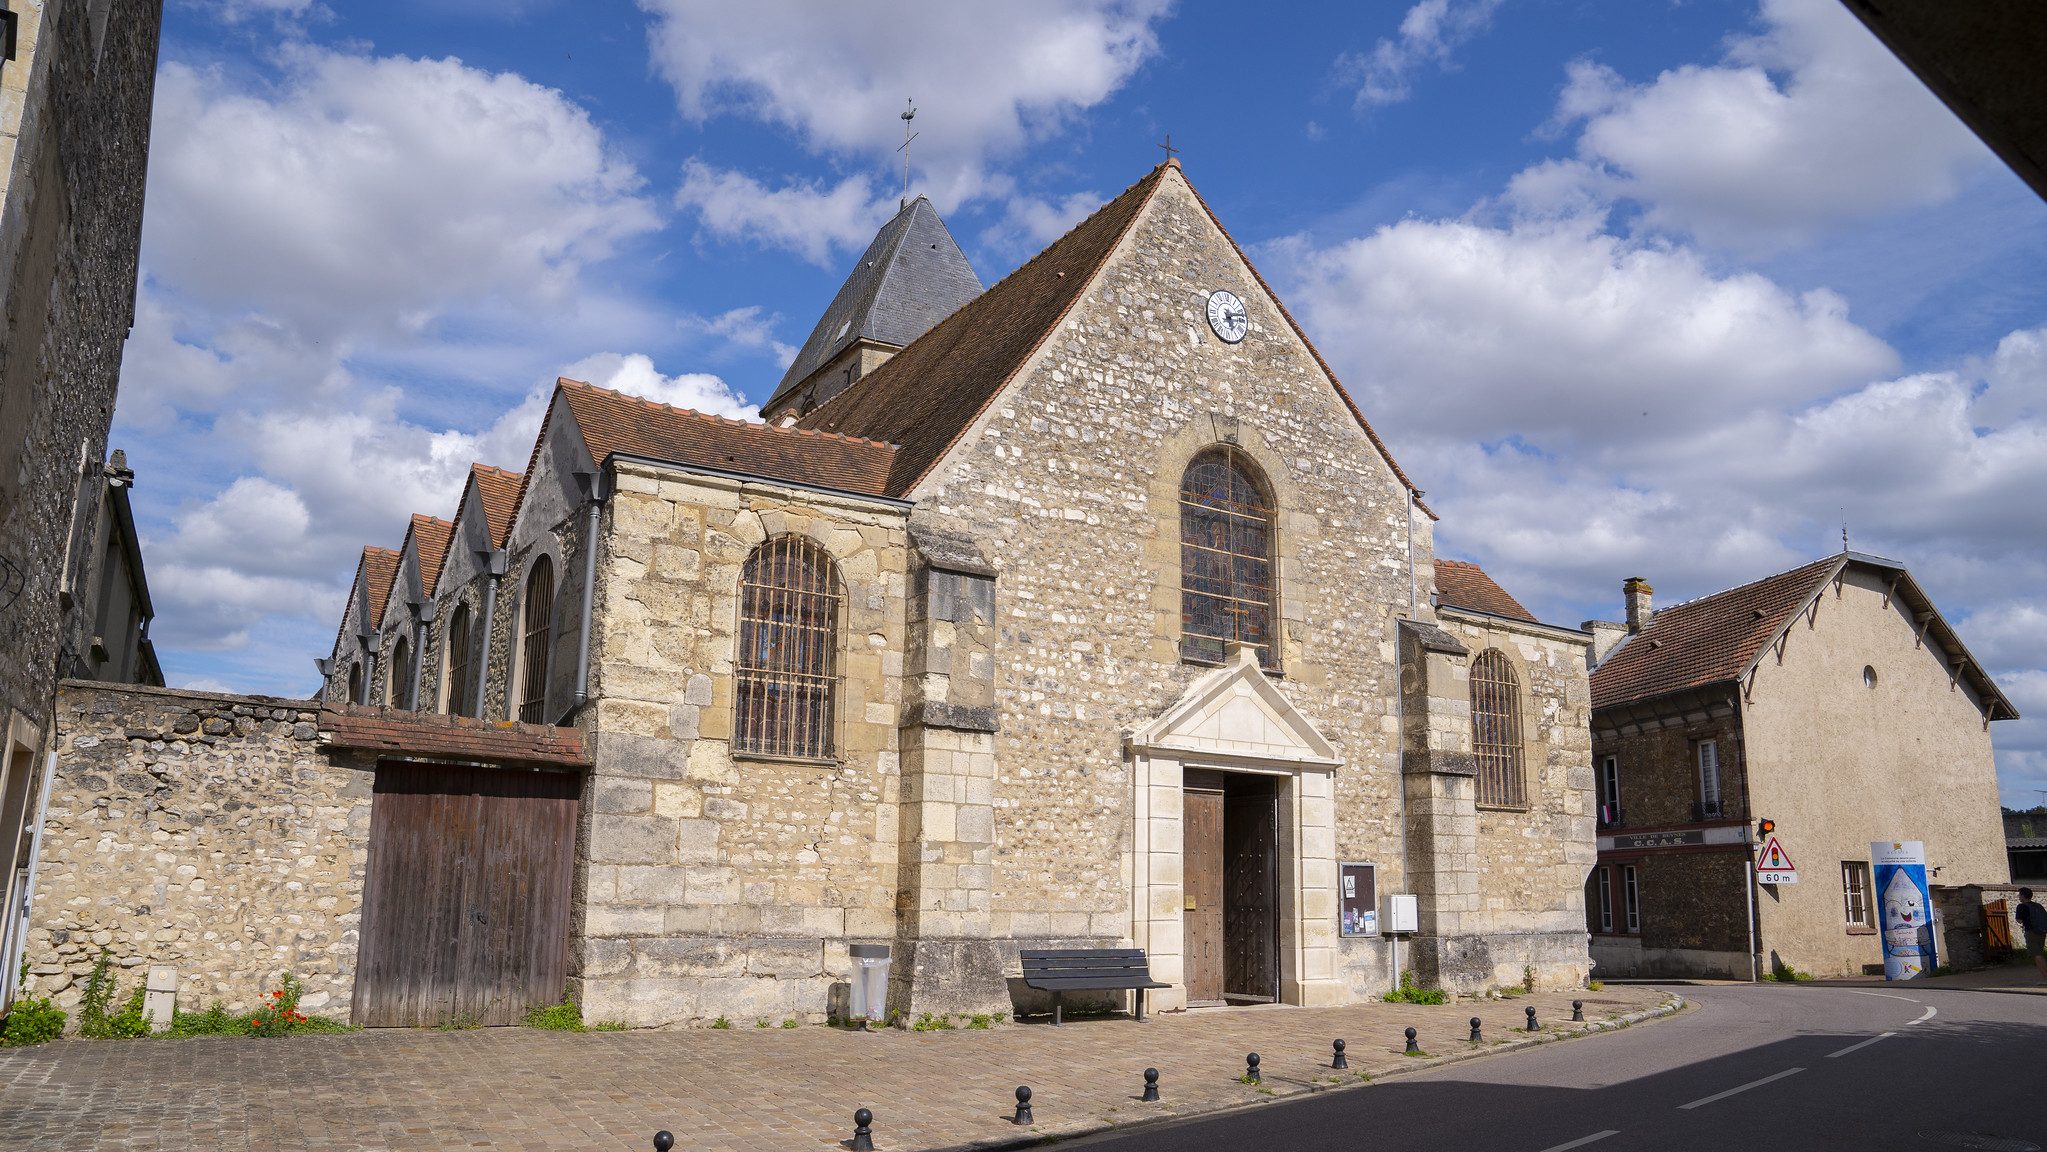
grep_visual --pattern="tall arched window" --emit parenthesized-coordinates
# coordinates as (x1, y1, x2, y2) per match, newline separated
(347, 662, 364, 706)
(519, 556, 555, 725)
(446, 605, 474, 717)
(1472, 649, 1526, 808)
(1179, 446, 1277, 669)
(735, 536, 840, 759)
(390, 635, 413, 710)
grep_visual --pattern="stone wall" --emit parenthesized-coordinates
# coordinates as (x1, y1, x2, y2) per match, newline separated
(1436, 609, 1595, 989)
(577, 462, 909, 1026)
(24, 682, 371, 1022)
(1591, 702, 1747, 829)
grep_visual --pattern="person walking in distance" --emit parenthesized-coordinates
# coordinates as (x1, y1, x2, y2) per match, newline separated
(2017, 888, 2047, 982)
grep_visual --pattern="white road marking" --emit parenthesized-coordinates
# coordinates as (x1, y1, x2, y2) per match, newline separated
(1827, 1032, 1893, 1058)
(1537, 1131, 1620, 1152)
(1844, 990, 1921, 1003)
(1678, 1067, 1805, 1110)
(1907, 1005, 1937, 1026)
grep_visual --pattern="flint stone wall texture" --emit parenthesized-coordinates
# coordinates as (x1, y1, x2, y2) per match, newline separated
(26, 681, 370, 1022)
(577, 462, 909, 1027)
(914, 168, 1456, 992)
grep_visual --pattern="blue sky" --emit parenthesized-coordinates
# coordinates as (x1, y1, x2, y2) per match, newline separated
(119, 0, 2047, 805)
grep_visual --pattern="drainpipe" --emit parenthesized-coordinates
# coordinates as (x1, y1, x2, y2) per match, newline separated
(473, 549, 507, 719)
(569, 466, 610, 719)
(1405, 488, 1418, 613)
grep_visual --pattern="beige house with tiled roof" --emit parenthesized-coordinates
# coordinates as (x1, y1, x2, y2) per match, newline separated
(317, 162, 1598, 1028)
(1585, 553, 2015, 980)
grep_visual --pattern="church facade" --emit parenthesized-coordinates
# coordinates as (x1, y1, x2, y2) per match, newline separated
(326, 161, 1595, 1026)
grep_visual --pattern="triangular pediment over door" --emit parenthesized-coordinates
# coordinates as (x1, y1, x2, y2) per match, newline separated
(1126, 647, 1340, 767)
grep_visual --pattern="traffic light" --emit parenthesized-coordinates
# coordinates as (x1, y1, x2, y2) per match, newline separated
(1757, 818, 1776, 837)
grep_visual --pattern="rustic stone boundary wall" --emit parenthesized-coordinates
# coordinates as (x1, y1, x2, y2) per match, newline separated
(26, 681, 371, 1023)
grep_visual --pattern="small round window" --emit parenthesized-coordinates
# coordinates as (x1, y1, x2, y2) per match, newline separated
(1862, 665, 1878, 689)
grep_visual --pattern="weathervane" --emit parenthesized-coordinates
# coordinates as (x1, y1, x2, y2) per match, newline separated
(1159, 133, 1179, 164)
(899, 99, 918, 208)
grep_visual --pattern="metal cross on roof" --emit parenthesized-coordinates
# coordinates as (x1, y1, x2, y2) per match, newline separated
(898, 99, 919, 207)
(1159, 133, 1180, 164)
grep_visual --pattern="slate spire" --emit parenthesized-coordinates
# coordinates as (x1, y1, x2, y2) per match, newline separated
(764, 196, 982, 419)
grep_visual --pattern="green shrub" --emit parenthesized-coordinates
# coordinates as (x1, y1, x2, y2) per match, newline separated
(250, 973, 310, 1037)
(708, 1015, 731, 1029)
(523, 999, 585, 1032)
(77, 949, 118, 1039)
(780, 1017, 799, 1029)
(1521, 964, 1537, 993)
(1586, 980, 1604, 992)
(912, 1012, 955, 1031)
(107, 987, 151, 1039)
(1381, 971, 1448, 1005)
(591, 1020, 629, 1032)
(162, 1002, 251, 1037)
(1, 995, 67, 1046)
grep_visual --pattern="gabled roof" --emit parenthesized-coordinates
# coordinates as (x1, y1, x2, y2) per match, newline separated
(767, 196, 984, 411)
(1590, 553, 2018, 721)
(1434, 559, 1537, 623)
(406, 514, 455, 598)
(472, 465, 521, 547)
(798, 161, 1429, 507)
(361, 546, 400, 630)
(554, 378, 897, 499)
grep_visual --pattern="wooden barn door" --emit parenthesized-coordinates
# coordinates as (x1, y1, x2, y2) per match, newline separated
(1223, 779, 1280, 1002)
(354, 761, 581, 1027)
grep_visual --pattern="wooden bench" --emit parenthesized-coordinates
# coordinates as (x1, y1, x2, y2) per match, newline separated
(1019, 948, 1170, 1025)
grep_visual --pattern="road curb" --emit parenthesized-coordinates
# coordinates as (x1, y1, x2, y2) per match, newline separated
(944, 992, 1689, 1151)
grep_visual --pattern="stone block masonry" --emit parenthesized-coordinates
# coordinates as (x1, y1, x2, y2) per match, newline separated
(25, 681, 371, 1022)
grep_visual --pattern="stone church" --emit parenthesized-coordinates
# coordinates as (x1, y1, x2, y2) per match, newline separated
(317, 160, 1596, 1027)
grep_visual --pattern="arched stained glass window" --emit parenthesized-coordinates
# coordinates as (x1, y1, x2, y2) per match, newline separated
(1472, 649, 1526, 808)
(446, 604, 474, 717)
(519, 556, 555, 725)
(1179, 447, 1277, 669)
(735, 536, 840, 759)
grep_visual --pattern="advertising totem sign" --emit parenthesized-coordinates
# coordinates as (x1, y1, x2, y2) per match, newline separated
(1871, 840, 1936, 980)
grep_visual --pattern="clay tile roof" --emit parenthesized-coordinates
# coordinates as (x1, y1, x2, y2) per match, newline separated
(557, 379, 896, 498)
(1590, 556, 1844, 709)
(1434, 559, 1537, 623)
(471, 464, 522, 547)
(409, 515, 455, 597)
(362, 546, 400, 625)
(796, 164, 1171, 496)
(320, 704, 589, 768)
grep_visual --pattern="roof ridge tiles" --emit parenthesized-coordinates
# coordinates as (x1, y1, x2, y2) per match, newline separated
(1641, 555, 1842, 621)
(557, 377, 900, 452)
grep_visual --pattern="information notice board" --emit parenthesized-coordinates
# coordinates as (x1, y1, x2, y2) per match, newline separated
(1340, 862, 1378, 937)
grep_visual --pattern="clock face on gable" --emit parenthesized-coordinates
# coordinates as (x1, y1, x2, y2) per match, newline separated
(1206, 290, 1248, 344)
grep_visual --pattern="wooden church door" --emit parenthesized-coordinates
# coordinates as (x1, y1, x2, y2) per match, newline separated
(1183, 780, 1225, 1004)
(1223, 783, 1281, 1002)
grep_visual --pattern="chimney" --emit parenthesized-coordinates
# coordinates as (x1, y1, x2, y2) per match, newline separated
(1624, 577, 1653, 633)
(1583, 620, 1629, 667)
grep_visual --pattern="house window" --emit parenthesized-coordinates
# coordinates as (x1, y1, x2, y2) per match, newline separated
(1472, 649, 1526, 808)
(1594, 865, 1613, 933)
(1598, 754, 1622, 826)
(446, 605, 474, 717)
(1696, 739, 1722, 818)
(518, 556, 555, 725)
(1842, 861, 1873, 928)
(735, 536, 840, 760)
(1622, 864, 1641, 933)
(390, 635, 413, 710)
(1179, 446, 1276, 669)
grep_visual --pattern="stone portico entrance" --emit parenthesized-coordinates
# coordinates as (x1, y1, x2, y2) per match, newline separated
(1124, 648, 1345, 1011)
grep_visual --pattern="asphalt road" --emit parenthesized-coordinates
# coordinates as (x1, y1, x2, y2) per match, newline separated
(1064, 983, 2047, 1151)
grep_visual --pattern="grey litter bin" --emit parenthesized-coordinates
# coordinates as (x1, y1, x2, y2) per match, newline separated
(849, 943, 891, 1027)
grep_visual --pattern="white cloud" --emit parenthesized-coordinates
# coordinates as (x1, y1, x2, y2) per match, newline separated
(674, 161, 897, 267)
(194, 0, 326, 23)
(1518, 0, 1991, 250)
(981, 190, 1103, 254)
(1339, 0, 1504, 109)
(558, 352, 758, 421)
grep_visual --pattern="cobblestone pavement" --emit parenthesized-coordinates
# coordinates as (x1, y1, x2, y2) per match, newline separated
(0, 986, 1674, 1152)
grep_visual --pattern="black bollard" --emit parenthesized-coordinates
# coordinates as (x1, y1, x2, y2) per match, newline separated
(1469, 1016, 1482, 1042)
(1526, 1005, 1539, 1031)
(1014, 1086, 1034, 1126)
(1404, 1026, 1420, 1055)
(1142, 1068, 1160, 1102)
(1332, 1038, 1348, 1070)
(654, 1134, 674, 1152)
(852, 1107, 874, 1152)
(1572, 999, 1584, 1022)
(1246, 1052, 1261, 1084)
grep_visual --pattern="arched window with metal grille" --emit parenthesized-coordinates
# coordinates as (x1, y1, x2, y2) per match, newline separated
(735, 536, 841, 760)
(1471, 648, 1527, 808)
(519, 556, 555, 725)
(390, 635, 413, 710)
(445, 604, 474, 717)
(1179, 446, 1277, 669)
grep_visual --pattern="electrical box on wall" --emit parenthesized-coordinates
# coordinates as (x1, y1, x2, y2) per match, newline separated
(1386, 893, 1418, 934)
